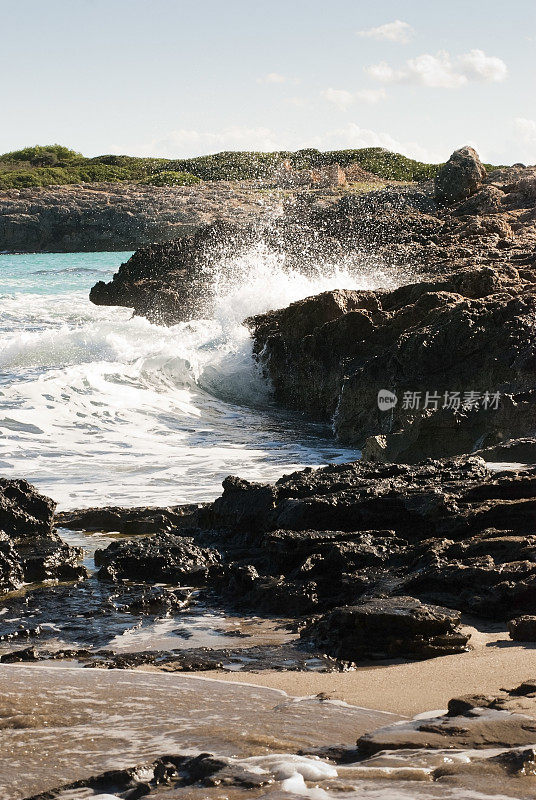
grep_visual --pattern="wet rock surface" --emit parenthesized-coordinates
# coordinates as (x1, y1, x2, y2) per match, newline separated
(0, 479, 86, 593)
(56, 503, 204, 534)
(87, 457, 536, 626)
(248, 260, 536, 461)
(2, 457, 535, 667)
(358, 679, 536, 755)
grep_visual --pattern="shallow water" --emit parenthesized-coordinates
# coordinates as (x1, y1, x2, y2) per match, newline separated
(0, 247, 401, 509)
(1, 666, 534, 800)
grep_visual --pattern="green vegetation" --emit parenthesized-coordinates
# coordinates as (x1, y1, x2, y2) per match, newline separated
(144, 170, 201, 187)
(0, 142, 457, 190)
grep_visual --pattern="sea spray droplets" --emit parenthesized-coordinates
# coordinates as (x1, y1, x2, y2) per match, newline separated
(0, 246, 399, 507)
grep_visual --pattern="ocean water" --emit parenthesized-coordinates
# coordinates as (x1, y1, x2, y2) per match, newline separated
(0, 246, 394, 510)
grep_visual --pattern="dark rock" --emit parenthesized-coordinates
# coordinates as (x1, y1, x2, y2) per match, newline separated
(0, 478, 86, 592)
(508, 615, 536, 641)
(248, 265, 536, 462)
(435, 146, 487, 203)
(95, 532, 221, 584)
(473, 436, 536, 464)
(300, 597, 469, 661)
(56, 503, 203, 534)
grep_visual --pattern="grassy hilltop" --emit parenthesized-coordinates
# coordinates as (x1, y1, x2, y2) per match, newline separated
(0, 143, 443, 190)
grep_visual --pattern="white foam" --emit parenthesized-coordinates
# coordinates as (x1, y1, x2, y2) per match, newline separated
(0, 244, 401, 508)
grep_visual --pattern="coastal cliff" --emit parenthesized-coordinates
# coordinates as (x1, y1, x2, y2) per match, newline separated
(0, 181, 285, 252)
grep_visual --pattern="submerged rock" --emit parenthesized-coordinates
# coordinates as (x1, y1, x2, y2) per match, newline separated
(0, 478, 86, 593)
(300, 597, 470, 662)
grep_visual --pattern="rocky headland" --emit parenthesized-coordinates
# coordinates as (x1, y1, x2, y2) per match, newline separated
(0, 181, 287, 253)
(89, 147, 536, 461)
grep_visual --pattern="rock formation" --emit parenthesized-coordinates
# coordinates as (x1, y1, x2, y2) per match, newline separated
(300, 597, 469, 661)
(0, 181, 283, 253)
(0, 479, 86, 593)
(85, 456, 536, 629)
(435, 145, 487, 203)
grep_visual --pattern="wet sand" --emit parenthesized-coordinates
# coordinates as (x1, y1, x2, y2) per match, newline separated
(196, 624, 536, 716)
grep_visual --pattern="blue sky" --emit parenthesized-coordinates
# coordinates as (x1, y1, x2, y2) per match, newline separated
(1, 0, 535, 163)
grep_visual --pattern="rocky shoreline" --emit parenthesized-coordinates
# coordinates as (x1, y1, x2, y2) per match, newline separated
(1, 147, 536, 797)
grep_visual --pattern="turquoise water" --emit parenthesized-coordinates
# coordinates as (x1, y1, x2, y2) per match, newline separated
(0, 249, 365, 509)
(0, 250, 125, 295)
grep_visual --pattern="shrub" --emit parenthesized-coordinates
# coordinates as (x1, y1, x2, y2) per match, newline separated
(0, 144, 82, 166)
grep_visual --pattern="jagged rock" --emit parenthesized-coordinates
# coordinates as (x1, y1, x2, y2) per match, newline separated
(0, 478, 86, 592)
(95, 532, 221, 584)
(435, 146, 487, 203)
(248, 263, 536, 462)
(56, 503, 203, 534)
(508, 616, 536, 641)
(90, 457, 536, 622)
(90, 220, 258, 323)
(300, 597, 469, 661)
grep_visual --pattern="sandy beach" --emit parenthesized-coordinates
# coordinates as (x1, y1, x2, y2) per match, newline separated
(196, 623, 536, 717)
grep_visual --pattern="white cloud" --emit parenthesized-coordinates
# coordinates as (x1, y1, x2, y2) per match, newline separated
(321, 87, 386, 110)
(125, 123, 445, 162)
(132, 127, 281, 158)
(366, 49, 508, 88)
(514, 117, 536, 143)
(357, 20, 414, 44)
(457, 49, 508, 82)
(257, 72, 287, 84)
(320, 88, 355, 110)
(512, 118, 536, 164)
(306, 123, 443, 162)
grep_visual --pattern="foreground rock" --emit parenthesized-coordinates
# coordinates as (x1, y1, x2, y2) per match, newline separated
(0, 478, 86, 593)
(358, 679, 536, 755)
(20, 681, 536, 799)
(92, 457, 536, 626)
(301, 597, 469, 661)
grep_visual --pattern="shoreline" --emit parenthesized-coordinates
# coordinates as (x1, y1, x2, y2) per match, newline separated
(188, 625, 536, 717)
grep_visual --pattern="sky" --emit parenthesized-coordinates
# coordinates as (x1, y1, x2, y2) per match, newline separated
(1, 0, 535, 164)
